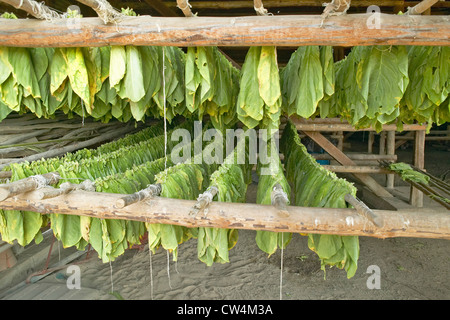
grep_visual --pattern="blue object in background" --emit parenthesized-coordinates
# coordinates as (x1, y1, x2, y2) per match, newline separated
(309, 151, 330, 165)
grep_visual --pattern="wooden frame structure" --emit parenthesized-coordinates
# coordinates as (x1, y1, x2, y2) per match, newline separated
(290, 117, 429, 207)
(0, 0, 449, 242)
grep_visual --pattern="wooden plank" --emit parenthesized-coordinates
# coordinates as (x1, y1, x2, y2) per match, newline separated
(0, 189, 449, 239)
(292, 120, 428, 132)
(410, 130, 426, 207)
(0, 14, 448, 47)
(313, 153, 397, 161)
(303, 131, 394, 198)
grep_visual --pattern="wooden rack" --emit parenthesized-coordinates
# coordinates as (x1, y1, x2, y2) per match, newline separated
(0, 188, 448, 240)
(290, 117, 428, 207)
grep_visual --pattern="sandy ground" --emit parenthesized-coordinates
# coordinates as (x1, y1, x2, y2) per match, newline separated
(0, 134, 449, 300)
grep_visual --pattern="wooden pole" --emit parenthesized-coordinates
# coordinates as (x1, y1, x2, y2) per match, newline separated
(386, 131, 396, 188)
(322, 165, 391, 174)
(0, 172, 60, 201)
(344, 193, 384, 228)
(314, 153, 397, 161)
(407, 0, 439, 15)
(0, 124, 135, 171)
(0, 0, 62, 19)
(0, 14, 448, 47)
(188, 186, 218, 217)
(271, 183, 290, 217)
(0, 189, 448, 240)
(410, 130, 426, 207)
(176, 0, 195, 17)
(292, 120, 427, 132)
(116, 184, 161, 209)
(75, 0, 124, 24)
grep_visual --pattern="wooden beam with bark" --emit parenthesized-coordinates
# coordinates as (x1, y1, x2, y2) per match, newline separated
(0, 14, 448, 47)
(0, 189, 448, 240)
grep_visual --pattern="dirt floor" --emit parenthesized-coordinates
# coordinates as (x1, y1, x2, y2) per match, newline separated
(0, 132, 449, 300)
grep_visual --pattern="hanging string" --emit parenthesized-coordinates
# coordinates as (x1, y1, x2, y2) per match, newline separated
(149, 246, 154, 300)
(81, 100, 85, 127)
(167, 250, 173, 290)
(109, 260, 114, 294)
(162, 46, 168, 173)
(280, 232, 284, 300)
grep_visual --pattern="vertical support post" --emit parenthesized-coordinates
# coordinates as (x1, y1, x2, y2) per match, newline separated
(379, 131, 386, 155)
(410, 130, 426, 207)
(368, 132, 375, 154)
(337, 131, 344, 151)
(386, 131, 396, 188)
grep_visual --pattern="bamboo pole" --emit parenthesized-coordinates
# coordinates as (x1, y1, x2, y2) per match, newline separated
(0, 189, 449, 240)
(0, 14, 448, 47)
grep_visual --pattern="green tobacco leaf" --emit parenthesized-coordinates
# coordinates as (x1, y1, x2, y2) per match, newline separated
(237, 47, 264, 126)
(358, 46, 408, 118)
(50, 214, 82, 248)
(8, 47, 41, 99)
(0, 47, 12, 85)
(0, 75, 19, 111)
(0, 100, 12, 121)
(296, 46, 323, 117)
(258, 46, 281, 107)
(120, 46, 145, 102)
(50, 48, 68, 96)
(65, 47, 90, 107)
(1, 210, 43, 246)
(109, 46, 126, 88)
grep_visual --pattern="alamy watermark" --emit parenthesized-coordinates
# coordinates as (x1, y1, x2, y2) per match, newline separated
(66, 265, 81, 290)
(366, 5, 381, 30)
(170, 121, 281, 176)
(366, 265, 381, 289)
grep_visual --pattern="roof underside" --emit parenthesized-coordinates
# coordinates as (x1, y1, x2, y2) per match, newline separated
(1, 0, 449, 19)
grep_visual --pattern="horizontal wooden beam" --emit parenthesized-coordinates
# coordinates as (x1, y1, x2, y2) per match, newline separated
(0, 14, 448, 47)
(322, 165, 392, 174)
(0, 189, 449, 240)
(291, 117, 428, 132)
